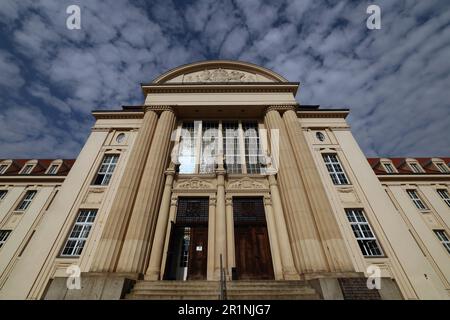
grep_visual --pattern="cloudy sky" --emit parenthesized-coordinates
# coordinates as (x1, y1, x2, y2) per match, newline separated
(0, 0, 449, 159)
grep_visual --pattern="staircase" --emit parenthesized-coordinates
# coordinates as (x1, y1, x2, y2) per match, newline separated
(125, 280, 320, 300)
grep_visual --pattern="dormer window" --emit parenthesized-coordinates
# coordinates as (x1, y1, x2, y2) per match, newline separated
(0, 164, 8, 175)
(436, 162, 449, 173)
(47, 164, 59, 175)
(383, 163, 395, 174)
(409, 163, 423, 173)
(20, 164, 34, 175)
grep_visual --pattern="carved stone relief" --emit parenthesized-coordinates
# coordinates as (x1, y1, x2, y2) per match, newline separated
(227, 177, 268, 191)
(183, 69, 257, 83)
(337, 187, 360, 203)
(174, 178, 214, 190)
(83, 188, 105, 205)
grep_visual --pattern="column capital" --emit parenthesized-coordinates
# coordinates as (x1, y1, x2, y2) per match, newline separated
(268, 174, 279, 186)
(144, 105, 176, 115)
(225, 195, 233, 207)
(265, 104, 297, 115)
(209, 195, 217, 206)
(263, 194, 272, 206)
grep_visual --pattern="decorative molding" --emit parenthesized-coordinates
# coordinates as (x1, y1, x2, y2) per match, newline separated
(144, 105, 176, 115)
(174, 178, 214, 190)
(263, 195, 272, 206)
(227, 177, 268, 191)
(336, 186, 360, 204)
(82, 188, 105, 204)
(265, 104, 297, 114)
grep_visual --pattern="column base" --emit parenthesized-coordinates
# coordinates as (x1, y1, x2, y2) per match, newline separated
(144, 269, 161, 281)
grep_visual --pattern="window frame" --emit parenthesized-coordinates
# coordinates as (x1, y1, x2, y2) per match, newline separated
(0, 230, 11, 248)
(409, 162, 423, 173)
(92, 154, 119, 186)
(436, 189, 450, 208)
(60, 209, 98, 257)
(20, 164, 35, 175)
(383, 162, 395, 174)
(0, 164, 9, 175)
(435, 162, 449, 173)
(406, 189, 429, 211)
(0, 190, 8, 201)
(434, 230, 450, 254)
(46, 164, 60, 175)
(345, 208, 384, 257)
(322, 153, 350, 185)
(15, 190, 37, 211)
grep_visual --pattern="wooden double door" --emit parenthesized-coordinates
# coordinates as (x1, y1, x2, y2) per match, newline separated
(233, 197, 274, 280)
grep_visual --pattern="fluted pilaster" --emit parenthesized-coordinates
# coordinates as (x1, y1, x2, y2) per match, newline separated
(264, 108, 328, 273)
(91, 109, 158, 272)
(282, 109, 354, 272)
(116, 108, 176, 274)
(214, 170, 227, 279)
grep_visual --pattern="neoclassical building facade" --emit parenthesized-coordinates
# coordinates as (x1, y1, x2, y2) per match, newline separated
(0, 61, 449, 300)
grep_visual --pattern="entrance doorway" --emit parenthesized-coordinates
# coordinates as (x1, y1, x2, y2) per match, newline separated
(233, 197, 274, 280)
(163, 197, 209, 280)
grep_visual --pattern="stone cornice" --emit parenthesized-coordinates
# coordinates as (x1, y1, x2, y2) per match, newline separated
(144, 105, 176, 115)
(92, 111, 143, 120)
(297, 110, 349, 119)
(265, 104, 297, 114)
(377, 174, 450, 183)
(142, 83, 299, 95)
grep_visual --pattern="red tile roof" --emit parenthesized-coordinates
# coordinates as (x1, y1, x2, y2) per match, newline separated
(367, 157, 450, 175)
(0, 159, 75, 176)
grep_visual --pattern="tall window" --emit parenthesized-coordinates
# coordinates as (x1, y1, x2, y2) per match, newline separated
(436, 163, 449, 173)
(61, 209, 97, 256)
(92, 154, 119, 185)
(16, 190, 37, 211)
(222, 122, 241, 174)
(323, 154, 349, 185)
(345, 209, 383, 257)
(20, 164, 34, 175)
(47, 164, 59, 175)
(434, 230, 450, 254)
(406, 190, 428, 210)
(200, 122, 219, 174)
(384, 163, 395, 173)
(0, 190, 8, 201)
(0, 230, 11, 248)
(178, 122, 198, 174)
(437, 189, 450, 208)
(0, 164, 8, 174)
(410, 163, 422, 173)
(243, 122, 263, 174)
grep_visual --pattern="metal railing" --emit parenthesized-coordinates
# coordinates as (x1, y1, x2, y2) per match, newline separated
(219, 254, 227, 300)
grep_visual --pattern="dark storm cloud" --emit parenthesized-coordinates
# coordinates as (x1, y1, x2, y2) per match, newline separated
(0, 0, 449, 158)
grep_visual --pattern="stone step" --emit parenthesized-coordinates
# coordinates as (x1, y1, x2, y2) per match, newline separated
(125, 280, 320, 300)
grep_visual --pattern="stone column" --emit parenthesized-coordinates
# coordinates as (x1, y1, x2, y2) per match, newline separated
(283, 109, 354, 272)
(263, 195, 283, 280)
(116, 107, 176, 274)
(160, 195, 178, 278)
(268, 175, 300, 280)
(214, 169, 227, 279)
(91, 109, 158, 272)
(264, 107, 328, 273)
(225, 195, 235, 277)
(143, 167, 176, 279)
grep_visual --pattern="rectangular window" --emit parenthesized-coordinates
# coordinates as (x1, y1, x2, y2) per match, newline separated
(436, 163, 449, 173)
(434, 230, 450, 254)
(384, 163, 395, 173)
(323, 154, 349, 185)
(47, 164, 59, 175)
(345, 209, 383, 257)
(92, 154, 119, 185)
(410, 163, 422, 173)
(16, 190, 37, 211)
(178, 122, 199, 174)
(437, 189, 450, 208)
(222, 122, 242, 174)
(0, 165, 8, 174)
(0, 190, 8, 201)
(61, 209, 97, 256)
(243, 122, 263, 174)
(200, 122, 219, 174)
(0, 230, 11, 248)
(407, 189, 428, 210)
(21, 165, 33, 175)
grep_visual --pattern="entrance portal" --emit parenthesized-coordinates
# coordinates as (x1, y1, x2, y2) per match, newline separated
(233, 197, 274, 280)
(163, 197, 208, 280)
